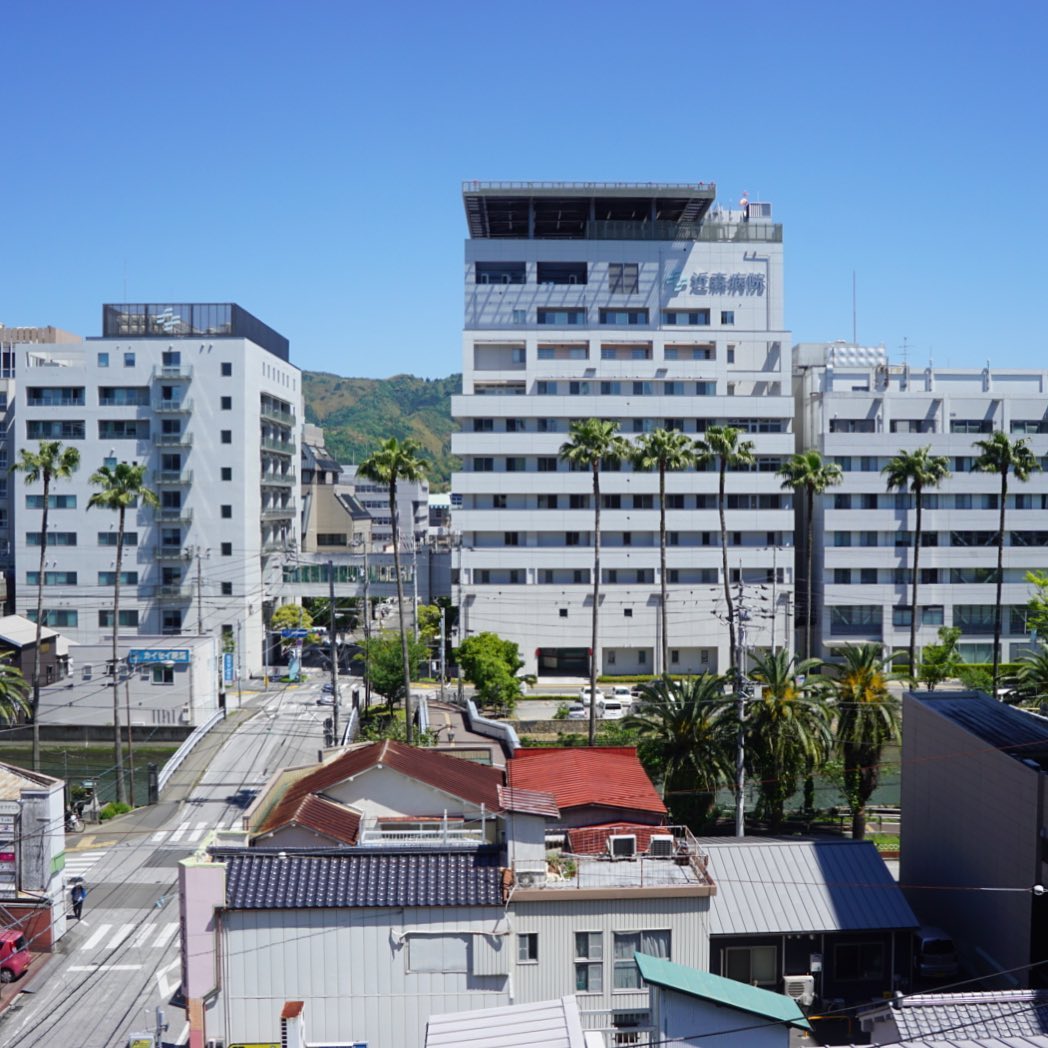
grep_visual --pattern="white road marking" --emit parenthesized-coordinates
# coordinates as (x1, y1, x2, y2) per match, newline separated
(175, 1022, 189, 1044)
(82, 924, 111, 950)
(154, 922, 179, 947)
(108, 923, 136, 948)
(130, 924, 156, 948)
(156, 957, 181, 998)
(169, 820, 191, 842)
(69, 963, 142, 972)
(64, 850, 106, 877)
(151, 830, 167, 842)
(188, 821, 209, 842)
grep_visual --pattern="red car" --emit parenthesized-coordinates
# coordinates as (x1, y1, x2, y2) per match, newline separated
(0, 929, 30, 982)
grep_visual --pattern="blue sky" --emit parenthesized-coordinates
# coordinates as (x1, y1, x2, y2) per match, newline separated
(2, 2, 1044, 377)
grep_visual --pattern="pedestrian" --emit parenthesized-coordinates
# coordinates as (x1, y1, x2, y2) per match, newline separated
(70, 881, 86, 920)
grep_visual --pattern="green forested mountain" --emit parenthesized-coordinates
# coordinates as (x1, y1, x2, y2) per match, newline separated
(302, 371, 460, 488)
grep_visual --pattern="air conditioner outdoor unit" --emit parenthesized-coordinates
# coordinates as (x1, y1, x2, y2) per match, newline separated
(783, 974, 815, 1007)
(607, 834, 637, 860)
(647, 834, 676, 858)
(516, 870, 545, 888)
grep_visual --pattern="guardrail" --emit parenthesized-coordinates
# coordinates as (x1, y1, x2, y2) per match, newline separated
(340, 704, 359, 746)
(157, 708, 224, 793)
(464, 699, 520, 754)
(417, 693, 429, 735)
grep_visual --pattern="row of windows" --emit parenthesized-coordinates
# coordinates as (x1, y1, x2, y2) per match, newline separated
(830, 604, 1032, 637)
(834, 455, 1048, 473)
(25, 532, 240, 556)
(92, 350, 234, 377)
(26, 420, 238, 443)
(832, 567, 1032, 586)
(831, 492, 1048, 511)
(470, 454, 785, 473)
(831, 530, 1048, 548)
(483, 528, 786, 547)
(470, 566, 784, 586)
(505, 307, 735, 327)
(473, 493, 788, 511)
(837, 418, 1048, 437)
(533, 379, 718, 397)
(476, 261, 643, 290)
(468, 415, 784, 434)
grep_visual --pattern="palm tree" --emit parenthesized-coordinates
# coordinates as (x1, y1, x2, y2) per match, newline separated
(745, 648, 832, 831)
(693, 425, 755, 677)
(358, 438, 428, 745)
(882, 448, 950, 680)
(778, 450, 843, 658)
(1016, 643, 1048, 705)
(831, 643, 900, 839)
(88, 461, 159, 805)
(632, 429, 696, 674)
(0, 660, 29, 726)
(11, 441, 80, 770)
(559, 419, 630, 746)
(972, 432, 1041, 694)
(624, 675, 733, 824)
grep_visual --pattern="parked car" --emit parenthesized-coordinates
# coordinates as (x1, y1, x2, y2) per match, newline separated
(609, 685, 634, 707)
(566, 703, 588, 721)
(0, 929, 30, 982)
(578, 687, 605, 705)
(598, 699, 625, 720)
(913, 926, 959, 979)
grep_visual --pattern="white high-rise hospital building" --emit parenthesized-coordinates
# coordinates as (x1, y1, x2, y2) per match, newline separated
(452, 182, 795, 676)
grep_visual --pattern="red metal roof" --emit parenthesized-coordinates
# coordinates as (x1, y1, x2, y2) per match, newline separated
(497, 784, 560, 819)
(567, 823, 674, 855)
(508, 747, 666, 817)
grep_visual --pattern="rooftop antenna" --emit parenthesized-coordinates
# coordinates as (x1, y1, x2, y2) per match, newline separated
(852, 271, 857, 345)
(899, 337, 910, 368)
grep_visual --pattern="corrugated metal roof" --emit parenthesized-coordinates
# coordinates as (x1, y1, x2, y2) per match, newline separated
(702, 838, 918, 935)
(225, 850, 505, 909)
(509, 747, 666, 817)
(635, 953, 811, 1030)
(497, 784, 559, 818)
(0, 614, 57, 648)
(567, 823, 674, 856)
(890, 991, 1048, 1042)
(426, 995, 586, 1048)
(260, 794, 360, 846)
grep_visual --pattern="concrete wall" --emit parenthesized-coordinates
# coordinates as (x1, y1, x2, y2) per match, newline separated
(655, 991, 789, 1048)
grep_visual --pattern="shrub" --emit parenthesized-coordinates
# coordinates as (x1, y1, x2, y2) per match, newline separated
(99, 801, 132, 821)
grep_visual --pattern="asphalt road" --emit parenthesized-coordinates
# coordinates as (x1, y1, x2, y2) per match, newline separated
(0, 677, 339, 1048)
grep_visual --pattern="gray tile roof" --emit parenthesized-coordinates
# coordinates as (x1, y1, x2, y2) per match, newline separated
(224, 850, 505, 909)
(889, 992, 1048, 1043)
(701, 838, 918, 936)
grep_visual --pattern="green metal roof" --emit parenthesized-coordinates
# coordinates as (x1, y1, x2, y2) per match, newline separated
(635, 953, 812, 1032)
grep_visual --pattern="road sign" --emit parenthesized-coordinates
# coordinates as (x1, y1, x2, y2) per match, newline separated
(223, 652, 235, 683)
(280, 629, 310, 639)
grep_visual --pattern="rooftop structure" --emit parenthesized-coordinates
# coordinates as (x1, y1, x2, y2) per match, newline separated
(862, 990, 1048, 1044)
(425, 995, 597, 1048)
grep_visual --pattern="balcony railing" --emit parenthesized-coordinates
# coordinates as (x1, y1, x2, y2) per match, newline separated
(260, 405, 296, 427)
(155, 508, 193, 524)
(261, 437, 295, 455)
(155, 584, 191, 601)
(153, 398, 193, 413)
(260, 471, 296, 487)
(154, 470, 193, 485)
(152, 547, 190, 562)
(153, 432, 193, 447)
(261, 507, 295, 521)
(151, 365, 193, 381)
(358, 818, 487, 847)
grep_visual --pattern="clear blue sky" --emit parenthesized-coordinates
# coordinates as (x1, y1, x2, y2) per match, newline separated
(3, 2, 1044, 377)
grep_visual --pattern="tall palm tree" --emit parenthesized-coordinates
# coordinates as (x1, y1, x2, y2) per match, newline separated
(358, 438, 428, 745)
(559, 419, 630, 746)
(632, 429, 696, 674)
(745, 648, 832, 831)
(778, 450, 843, 658)
(0, 659, 29, 726)
(882, 447, 950, 680)
(1016, 642, 1048, 706)
(11, 441, 80, 770)
(624, 674, 733, 824)
(831, 643, 900, 839)
(972, 432, 1041, 694)
(88, 461, 159, 805)
(694, 425, 755, 677)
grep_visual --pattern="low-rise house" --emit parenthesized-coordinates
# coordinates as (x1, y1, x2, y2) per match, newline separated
(0, 614, 66, 686)
(636, 952, 811, 1048)
(702, 838, 918, 1006)
(182, 740, 715, 1048)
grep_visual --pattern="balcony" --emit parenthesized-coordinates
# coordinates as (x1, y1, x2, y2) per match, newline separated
(155, 470, 193, 486)
(152, 547, 190, 562)
(151, 365, 193, 381)
(261, 506, 295, 521)
(154, 432, 193, 448)
(153, 398, 193, 413)
(260, 471, 296, 487)
(155, 584, 191, 602)
(357, 817, 487, 848)
(261, 437, 295, 456)
(261, 405, 296, 428)
(155, 508, 193, 524)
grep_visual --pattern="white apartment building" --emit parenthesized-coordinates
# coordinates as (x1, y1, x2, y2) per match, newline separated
(11, 303, 301, 674)
(340, 463, 430, 550)
(452, 182, 795, 677)
(795, 343, 1048, 663)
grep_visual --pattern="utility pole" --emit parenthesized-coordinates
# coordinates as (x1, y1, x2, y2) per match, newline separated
(733, 576, 752, 838)
(411, 536, 419, 641)
(439, 605, 446, 702)
(124, 666, 134, 805)
(328, 560, 339, 743)
(236, 620, 243, 709)
(187, 546, 209, 636)
(362, 538, 371, 709)
(771, 545, 778, 651)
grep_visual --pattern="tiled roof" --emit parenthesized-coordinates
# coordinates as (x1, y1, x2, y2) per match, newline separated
(508, 747, 666, 817)
(254, 739, 505, 840)
(890, 991, 1048, 1042)
(566, 823, 674, 856)
(497, 784, 559, 818)
(257, 794, 360, 846)
(635, 953, 811, 1031)
(225, 850, 505, 909)
(702, 838, 918, 935)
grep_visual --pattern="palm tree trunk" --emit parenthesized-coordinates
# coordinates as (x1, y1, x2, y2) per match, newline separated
(909, 491, 922, 683)
(659, 462, 668, 676)
(589, 465, 601, 747)
(112, 506, 127, 805)
(719, 460, 736, 674)
(390, 480, 414, 745)
(993, 472, 1008, 695)
(31, 475, 49, 772)
(805, 485, 814, 659)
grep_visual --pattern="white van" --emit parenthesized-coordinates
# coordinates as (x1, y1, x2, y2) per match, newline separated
(598, 699, 625, 720)
(914, 926, 959, 979)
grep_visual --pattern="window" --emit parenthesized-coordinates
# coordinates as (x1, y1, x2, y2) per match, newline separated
(662, 309, 710, 325)
(161, 418, 182, 435)
(472, 418, 493, 432)
(860, 568, 877, 585)
(221, 582, 233, 596)
(608, 263, 639, 294)
(27, 531, 76, 546)
(26, 420, 85, 440)
(834, 569, 851, 585)
(724, 945, 776, 988)
(493, 494, 507, 509)
(97, 352, 110, 367)
(99, 609, 139, 628)
(504, 532, 519, 546)
(221, 396, 232, 410)
(613, 931, 669, 989)
(123, 352, 136, 367)
(476, 261, 526, 284)
(537, 261, 587, 285)
(569, 494, 589, 510)
(162, 350, 181, 367)
(221, 542, 233, 556)
(575, 932, 603, 992)
(538, 457, 558, 472)
(537, 308, 586, 326)
(518, 933, 538, 963)
(600, 308, 648, 326)
(830, 605, 883, 636)
(505, 456, 526, 472)
(221, 467, 232, 481)
(538, 494, 558, 509)
(221, 361, 232, 377)
(151, 667, 175, 685)
(220, 430, 232, 444)
(566, 532, 582, 546)
(26, 387, 85, 407)
(511, 309, 527, 324)
(559, 608, 568, 618)
(950, 419, 993, 434)
(26, 571, 78, 586)
(408, 934, 470, 974)
(221, 505, 232, 519)
(726, 346, 736, 363)
(721, 310, 735, 325)
(473, 457, 494, 472)
(834, 941, 884, 981)
(99, 420, 149, 439)
(26, 495, 76, 510)
(98, 571, 137, 586)
(98, 532, 138, 546)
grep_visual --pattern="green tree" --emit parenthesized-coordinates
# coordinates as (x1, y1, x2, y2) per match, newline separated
(1025, 570, 1048, 643)
(88, 461, 159, 806)
(972, 432, 1041, 693)
(694, 426, 756, 677)
(354, 631, 429, 715)
(358, 437, 428, 745)
(745, 649, 832, 831)
(0, 660, 29, 725)
(303, 597, 357, 636)
(11, 440, 80, 770)
(831, 643, 900, 840)
(271, 604, 318, 650)
(416, 604, 442, 643)
(1017, 643, 1048, 704)
(882, 447, 951, 679)
(454, 631, 527, 714)
(778, 450, 843, 658)
(632, 429, 696, 674)
(917, 626, 962, 691)
(559, 419, 630, 746)
(624, 675, 733, 828)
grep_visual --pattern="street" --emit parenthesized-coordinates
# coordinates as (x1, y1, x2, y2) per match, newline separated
(0, 677, 339, 1048)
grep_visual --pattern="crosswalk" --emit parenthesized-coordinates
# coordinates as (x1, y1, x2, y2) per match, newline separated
(77, 920, 179, 952)
(64, 850, 105, 880)
(151, 820, 211, 845)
